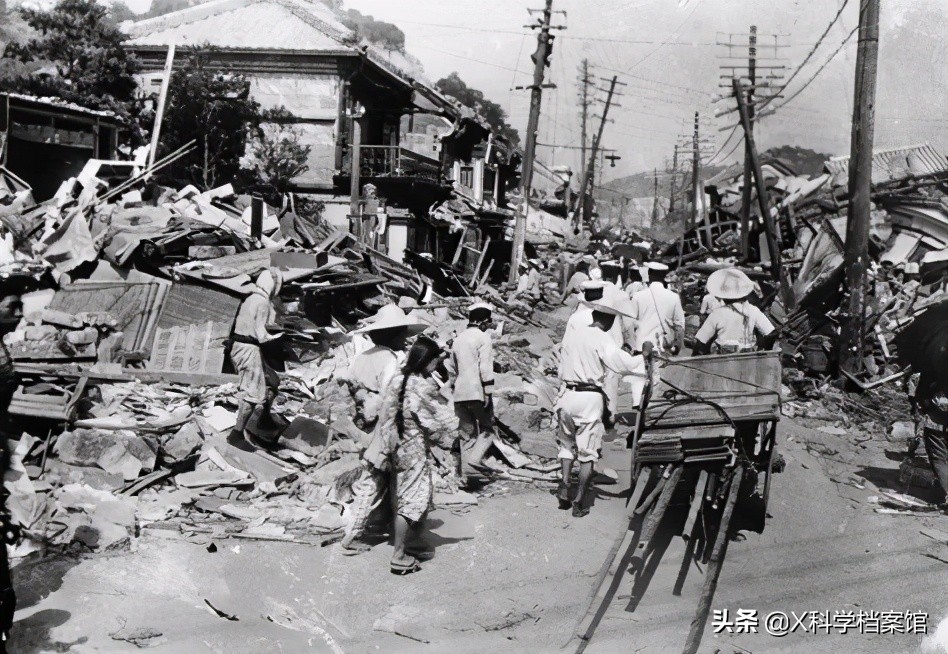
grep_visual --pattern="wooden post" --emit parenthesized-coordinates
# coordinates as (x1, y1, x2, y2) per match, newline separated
(146, 43, 175, 172)
(572, 76, 619, 235)
(630, 464, 682, 564)
(690, 112, 700, 245)
(682, 465, 744, 654)
(669, 144, 679, 213)
(839, 0, 880, 376)
(740, 26, 756, 262)
(349, 107, 363, 240)
(250, 195, 263, 242)
(511, 0, 554, 284)
(577, 58, 591, 222)
(733, 78, 795, 309)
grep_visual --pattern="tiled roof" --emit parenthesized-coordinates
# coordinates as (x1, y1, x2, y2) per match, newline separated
(125, 0, 353, 51)
(824, 143, 948, 185)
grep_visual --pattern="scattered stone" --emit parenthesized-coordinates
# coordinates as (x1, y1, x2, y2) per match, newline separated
(888, 421, 915, 443)
(817, 426, 848, 436)
(160, 423, 204, 465)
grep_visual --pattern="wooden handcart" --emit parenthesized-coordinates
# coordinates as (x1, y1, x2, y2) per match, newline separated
(574, 350, 783, 654)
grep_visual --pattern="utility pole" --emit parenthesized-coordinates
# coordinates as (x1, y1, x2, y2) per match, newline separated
(739, 25, 756, 262)
(690, 112, 700, 236)
(572, 76, 621, 235)
(651, 168, 660, 225)
(578, 59, 592, 178)
(733, 78, 794, 308)
(576, 60, 594, 224)
(668, 144, 679, 213)
(510, 0, 557, 284)
(839, 0, 880, 376)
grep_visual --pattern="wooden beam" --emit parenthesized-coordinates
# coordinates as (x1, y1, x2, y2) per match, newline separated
(147, 43, 176, 171)
(682, 465, 744, 654)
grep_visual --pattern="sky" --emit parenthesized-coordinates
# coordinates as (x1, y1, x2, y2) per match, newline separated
(340, 0, 947, 183)
(102, 0, 948, 183)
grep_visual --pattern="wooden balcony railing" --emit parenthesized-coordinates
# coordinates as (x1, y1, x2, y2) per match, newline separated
(343, 145, 442, 182)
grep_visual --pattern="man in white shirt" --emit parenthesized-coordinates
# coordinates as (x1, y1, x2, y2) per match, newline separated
(450, 302, 497, 481)
(629, 262, 685, 354)
(624, 265, 647, 297)
(694, 268, 777, 355)
(557, 294, 651, 517)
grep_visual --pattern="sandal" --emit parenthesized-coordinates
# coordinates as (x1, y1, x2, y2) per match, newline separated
(572, 501, 590, 518)
(390, 556, 422, 575)
(340, 541, 372, 556)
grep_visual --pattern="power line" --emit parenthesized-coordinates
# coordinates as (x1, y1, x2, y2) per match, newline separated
(756, 0, 851, 115)
(590, 64, 713, 97)
(411, 43, 529, 75)
(764, 26, 858, 115)
(625, 1, 701, 71)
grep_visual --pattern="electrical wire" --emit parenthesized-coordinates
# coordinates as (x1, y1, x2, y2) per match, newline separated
(755, 0, 851, 114)
(764, 25, 858, 115)
(411, 43, 528, 75)
(591, 64, 713, 96)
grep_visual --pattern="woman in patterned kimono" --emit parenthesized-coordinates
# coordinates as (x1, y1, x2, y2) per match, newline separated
(366, 336, 459, 575)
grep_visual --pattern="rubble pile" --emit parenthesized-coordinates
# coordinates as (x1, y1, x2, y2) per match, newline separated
(0, 161, 567, 558)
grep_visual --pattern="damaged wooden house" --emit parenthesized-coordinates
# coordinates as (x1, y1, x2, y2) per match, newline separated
(123, 0, 522, 294)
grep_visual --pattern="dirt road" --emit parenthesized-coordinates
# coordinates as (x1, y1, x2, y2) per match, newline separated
(10, 417, 948, 653)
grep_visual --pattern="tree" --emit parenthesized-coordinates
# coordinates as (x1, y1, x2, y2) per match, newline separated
(2, 0, 139, 107)
(159, 47, 261, 190)
(108, 1, 137, 23)
(435, 72, 521, 146)
(144, 0, 199, 19)
(239, 107, 312, 204)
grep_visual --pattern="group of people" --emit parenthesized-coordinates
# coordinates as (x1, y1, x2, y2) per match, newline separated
(224, 256, 779, 574)
(553, 257, 777, 517)
(337, 300, 500, 574)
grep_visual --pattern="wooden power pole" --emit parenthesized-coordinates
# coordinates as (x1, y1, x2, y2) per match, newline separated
(577, 59, 593, 223)
(510, 0, 556, 284)
(739, 25, 756, 262)
(733, 78, 794, 308)
(668, 144, 679, 213)
(839, 0, 880, 375)
(572, 76, 620, 235)
(690, 112, 700, 235)
(651, 168, 660, 224)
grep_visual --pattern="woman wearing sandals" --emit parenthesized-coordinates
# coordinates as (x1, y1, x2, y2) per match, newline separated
(365, 336, 459, 575)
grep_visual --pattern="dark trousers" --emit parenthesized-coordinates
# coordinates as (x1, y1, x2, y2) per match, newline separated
(924, 426, 948, 502)
(455, 400, 494, 443)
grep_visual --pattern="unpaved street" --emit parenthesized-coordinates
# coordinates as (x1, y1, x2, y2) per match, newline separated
(12, 415, 948, 653)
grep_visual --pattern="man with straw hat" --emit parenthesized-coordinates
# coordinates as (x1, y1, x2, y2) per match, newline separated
(340, 303, 426, 556)
(347, 304, 428, 430)
(556, 293, 651, 517)
(694, 268, 777, 355)
(448, 301, 498, 484)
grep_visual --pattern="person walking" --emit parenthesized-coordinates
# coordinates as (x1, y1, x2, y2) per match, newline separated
(629, 262, 685, 355)
(340, 304, 426, 556)
(556, 294, 651, 517)
(693, 268, 776, 355)
(229, 268, 284, 449)
(367, 337, 460, 574)
(911, 373, 948, 511)
(449, 302, 497, 483)
(346, 304, 427, 430)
